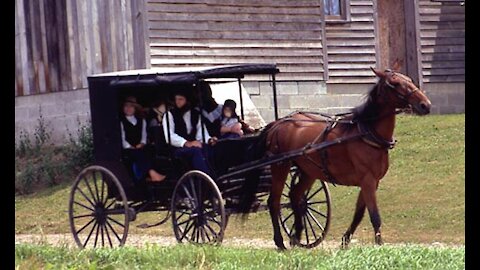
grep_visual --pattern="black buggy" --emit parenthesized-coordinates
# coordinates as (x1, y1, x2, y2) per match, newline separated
(68, 64, 332, 248)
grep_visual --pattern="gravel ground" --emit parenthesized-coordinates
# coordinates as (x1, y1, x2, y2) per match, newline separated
(15, 234, 462, 249)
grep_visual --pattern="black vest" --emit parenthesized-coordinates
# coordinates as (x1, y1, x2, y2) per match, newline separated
(171, 108, 200, 142)
(121, 115, 143, 146)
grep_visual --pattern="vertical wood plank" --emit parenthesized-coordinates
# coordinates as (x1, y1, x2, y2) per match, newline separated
(91, 0, 102, 74)
(39, 0, 51, 92)
(124, 0, 135, 70)
(66, 0, 78, 89)
(319, 0, 328, 81)
(372, 0, 381, 69)
(109, 0, 118, 72)
(99, 0, 112, 72)
(23, 0, 36, 94)
(44, 0, 60, 92)
(404, 0, 423, 87)
(57, 0, 72, 91)
(29, 0, 44, 93)
(139, 0, 151, 68)
(84, 0, 95, 77)
(115, 0, 126, 70)
(18, 0, 31, 96)
(75, 0, 88, 88)
(130, 0, 141, 69)
(15, 0, 24, 96)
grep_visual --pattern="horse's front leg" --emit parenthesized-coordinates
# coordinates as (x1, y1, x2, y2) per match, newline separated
(341, 190, 367, 248)
(361, 181, 384, 245)
(268, 164, 290, 250)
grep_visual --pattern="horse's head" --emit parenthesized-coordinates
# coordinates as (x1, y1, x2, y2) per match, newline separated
(370, 62, 431, 115)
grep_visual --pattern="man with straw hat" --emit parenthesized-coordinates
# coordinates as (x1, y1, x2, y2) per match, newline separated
(120, 96, 166, 182)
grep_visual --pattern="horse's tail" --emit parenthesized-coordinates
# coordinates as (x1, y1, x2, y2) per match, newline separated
(236, 121, 277, 214)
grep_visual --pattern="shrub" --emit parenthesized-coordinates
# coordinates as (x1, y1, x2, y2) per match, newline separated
(65, 119, 94, 170)
(15, 112, 93, 195)
(15, 129, 32, 158)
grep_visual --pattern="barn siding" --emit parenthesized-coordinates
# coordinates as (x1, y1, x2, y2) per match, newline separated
(418, 0, 465, 83)
(146, 0, 326, 81)
(14, 0, 151, 96)
(324, 0, 378, 84)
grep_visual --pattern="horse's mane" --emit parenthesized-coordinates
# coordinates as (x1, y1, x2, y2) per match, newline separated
(350, 82, 381, 124)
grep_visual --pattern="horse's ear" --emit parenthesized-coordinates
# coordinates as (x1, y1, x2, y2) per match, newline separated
(392, 58, 403, 72)
(370, 67, 386, 78)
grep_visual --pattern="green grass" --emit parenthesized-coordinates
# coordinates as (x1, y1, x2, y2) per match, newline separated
(15, 114, 465, 244)
(15, 243, 465, 270)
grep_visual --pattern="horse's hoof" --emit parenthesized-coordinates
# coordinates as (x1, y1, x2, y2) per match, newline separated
(289, 236, 300, 247)
(340, 233, 351, 249)
(375, 233, 383, 245)
(276, 243, 287, 251)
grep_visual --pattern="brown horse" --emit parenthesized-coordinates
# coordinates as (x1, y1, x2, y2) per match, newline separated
(243, 64, 432, 250)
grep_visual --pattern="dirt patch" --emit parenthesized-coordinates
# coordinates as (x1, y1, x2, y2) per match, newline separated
(15, 234, 463, 250)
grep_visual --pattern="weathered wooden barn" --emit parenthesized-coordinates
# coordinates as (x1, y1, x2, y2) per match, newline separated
(15, 0, 465, 141)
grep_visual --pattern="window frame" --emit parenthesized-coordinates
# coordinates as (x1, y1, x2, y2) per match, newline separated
(324, 0, 351, 23)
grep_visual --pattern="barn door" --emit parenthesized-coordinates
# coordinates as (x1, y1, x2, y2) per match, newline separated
(376, 0, 422, 86)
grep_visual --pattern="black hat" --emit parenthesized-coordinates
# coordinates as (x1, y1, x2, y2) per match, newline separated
(223, 99, 237, 111)
(174, 88, 191, 100)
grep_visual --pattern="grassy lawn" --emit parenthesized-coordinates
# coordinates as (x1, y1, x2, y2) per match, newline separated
(15, 243, 465, 270)
(15, 114, 465, 244)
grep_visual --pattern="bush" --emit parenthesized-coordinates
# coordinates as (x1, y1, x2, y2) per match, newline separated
(15, 112, 94, 195)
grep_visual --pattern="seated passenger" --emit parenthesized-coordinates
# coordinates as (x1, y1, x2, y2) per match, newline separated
(162, 89, 217, 176)
(219, 99, 243, 139)
(120, 96, 166, 182)
(147, 99, 168, 155)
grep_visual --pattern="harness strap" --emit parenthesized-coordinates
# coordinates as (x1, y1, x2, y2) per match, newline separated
(357, 122, 396, 149)
(301, 120, 339, 186)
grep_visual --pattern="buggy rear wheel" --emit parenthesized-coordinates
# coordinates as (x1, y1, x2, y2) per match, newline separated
(68, 166, 130, 248)
(171, 170, 226, 244)
(280, 167, 332, 248)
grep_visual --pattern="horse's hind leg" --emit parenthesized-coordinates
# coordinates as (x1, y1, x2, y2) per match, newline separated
(341, 190, 366, 249)
(361, 181, 384, 245)
(267, 163, 290, 250)
(289, 172, 315, 247)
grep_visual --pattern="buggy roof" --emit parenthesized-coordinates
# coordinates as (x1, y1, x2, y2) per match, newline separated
(88, 64, 279, 86)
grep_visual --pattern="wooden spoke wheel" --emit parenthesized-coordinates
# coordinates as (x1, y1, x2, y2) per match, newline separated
(69, 166, 130, 248)
(171, 170, 226, 245)
(280, 167, 332, 248)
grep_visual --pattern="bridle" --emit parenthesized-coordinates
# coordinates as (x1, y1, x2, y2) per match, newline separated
(382, 69, 420, 104)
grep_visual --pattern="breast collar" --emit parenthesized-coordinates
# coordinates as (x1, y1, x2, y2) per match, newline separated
(357, 121, 396, 150)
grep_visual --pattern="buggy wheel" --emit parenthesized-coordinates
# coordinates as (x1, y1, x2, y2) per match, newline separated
(171, 170, 226, 245)
(280, 167, 332, 248)
(69, 165, 130, 248)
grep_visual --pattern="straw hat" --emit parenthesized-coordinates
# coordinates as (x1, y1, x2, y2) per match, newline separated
(124, 96, 141, 109)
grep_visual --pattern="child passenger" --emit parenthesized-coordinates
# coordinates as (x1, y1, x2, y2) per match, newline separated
(120, 96, 165, 182)
(219, 99, 243, 139)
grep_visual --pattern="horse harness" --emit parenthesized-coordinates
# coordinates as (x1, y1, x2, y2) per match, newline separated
(267, 111, 397, 186)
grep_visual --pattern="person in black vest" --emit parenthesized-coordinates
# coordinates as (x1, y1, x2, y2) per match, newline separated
(162, 89, 217, 176)
(120, 96, 166, 182)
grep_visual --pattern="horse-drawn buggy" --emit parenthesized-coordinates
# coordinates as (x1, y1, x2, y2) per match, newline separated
(69, 63, 431, 249)
(68, 64, 330, 248)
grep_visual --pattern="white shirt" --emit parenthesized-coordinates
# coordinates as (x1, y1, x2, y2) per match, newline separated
(120, 115, 147, 149)
(163, 110, 211, 148)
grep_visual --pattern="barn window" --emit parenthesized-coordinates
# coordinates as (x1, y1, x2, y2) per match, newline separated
(323, 0, 350, 22)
